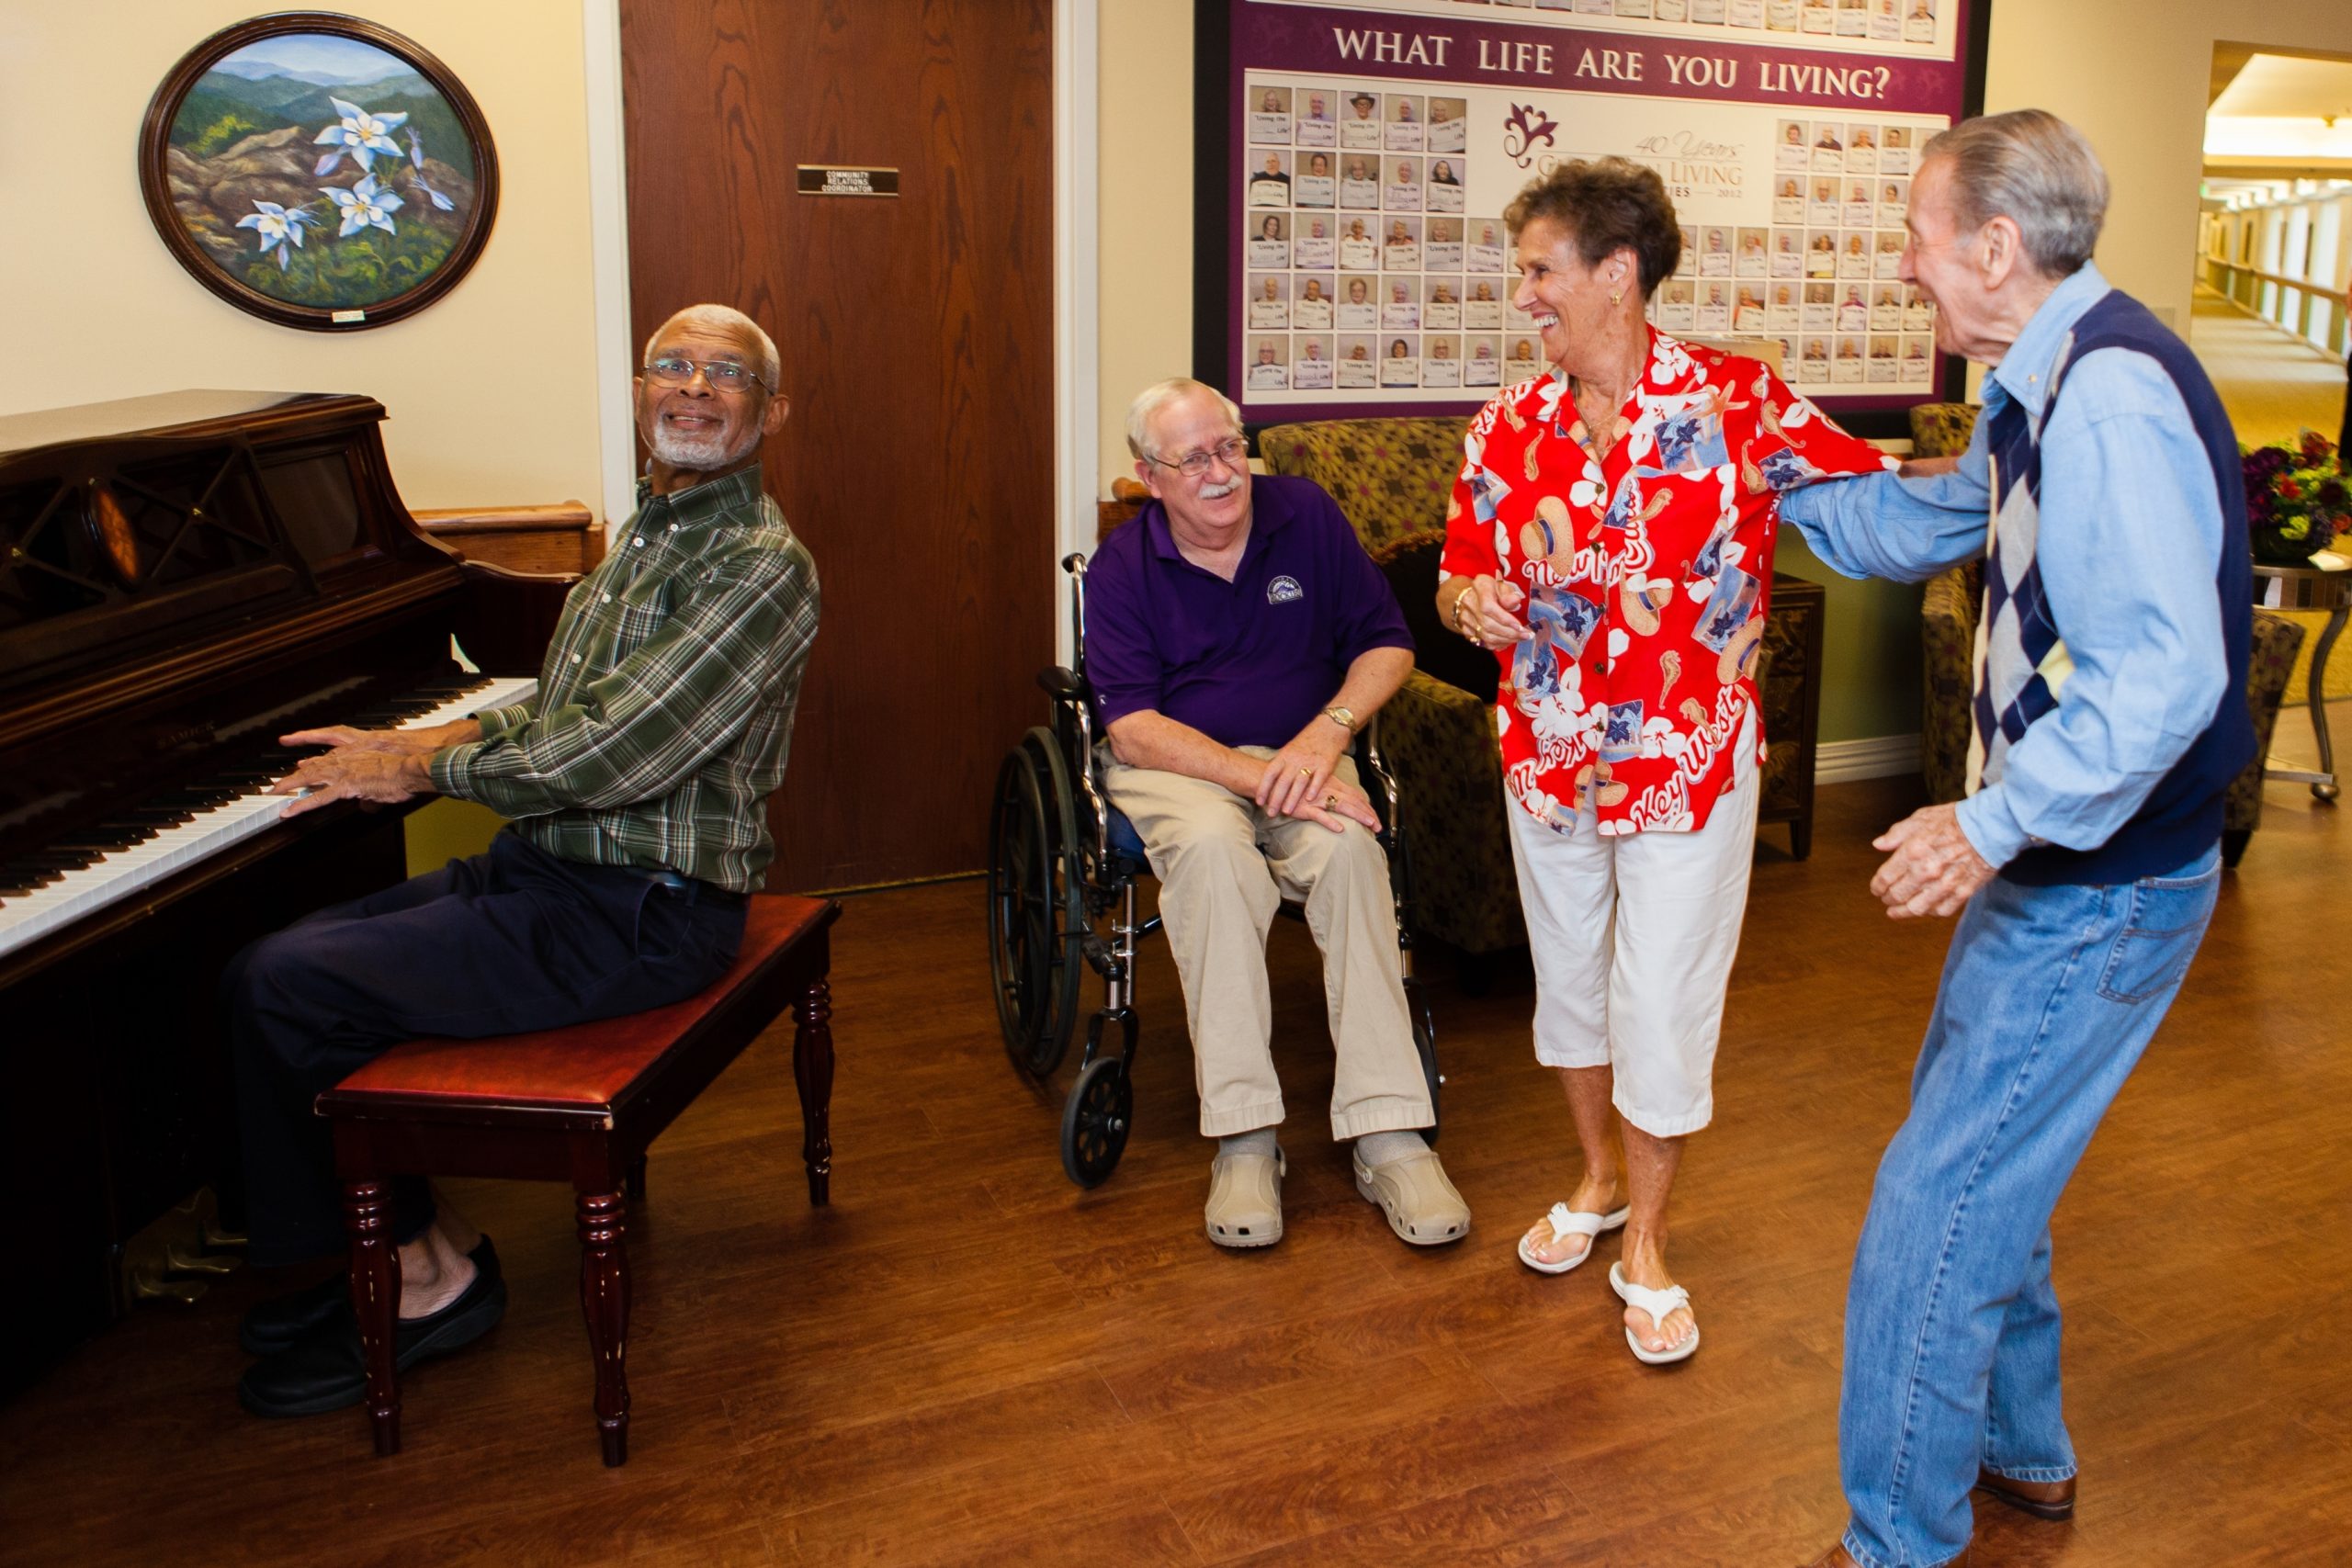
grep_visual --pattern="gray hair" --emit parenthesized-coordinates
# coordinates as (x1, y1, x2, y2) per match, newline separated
(1920, 109, 2109, 279)
(642, 304, 781, 390)
(1124, 378, 1242, 461)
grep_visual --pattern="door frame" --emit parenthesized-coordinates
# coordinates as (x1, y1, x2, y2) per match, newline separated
(582, 0, 1100, 664)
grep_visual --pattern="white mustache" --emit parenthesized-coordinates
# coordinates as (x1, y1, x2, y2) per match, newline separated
(1198, 477, 1242, 500)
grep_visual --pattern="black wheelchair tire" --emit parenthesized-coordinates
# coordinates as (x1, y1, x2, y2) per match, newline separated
(1060, 1055, 1133, 1189)
(1017, 728, 1087, 1075)
(986, 743, 1082, 1075)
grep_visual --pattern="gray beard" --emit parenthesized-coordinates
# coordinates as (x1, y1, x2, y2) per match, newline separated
(648, 422, 758, 472)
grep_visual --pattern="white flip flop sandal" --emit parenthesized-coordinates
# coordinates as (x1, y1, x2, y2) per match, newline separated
(1609, 1260, 1699, 1365)
(1516, 1201, 1631, 1275)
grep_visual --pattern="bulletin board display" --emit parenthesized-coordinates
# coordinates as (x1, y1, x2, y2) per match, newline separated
(1199, 0, 1987, 434)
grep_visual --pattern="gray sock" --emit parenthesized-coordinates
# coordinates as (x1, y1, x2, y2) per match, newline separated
(1355, 1129, 1428, 1168)
(1218, 1127, 1278, 1161)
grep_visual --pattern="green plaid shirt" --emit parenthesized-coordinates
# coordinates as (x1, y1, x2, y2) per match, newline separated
(430, 466, 820, 892)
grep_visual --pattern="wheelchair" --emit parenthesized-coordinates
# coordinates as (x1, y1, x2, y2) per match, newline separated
(986, 551, 1441, 1189)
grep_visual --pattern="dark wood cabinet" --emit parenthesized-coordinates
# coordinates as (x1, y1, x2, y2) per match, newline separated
(1758, 572, 1826, 859)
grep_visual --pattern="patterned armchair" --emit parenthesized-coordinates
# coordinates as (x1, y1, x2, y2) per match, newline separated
(1906, 402, 2304, 867)
(1259, 418, 1525, 959)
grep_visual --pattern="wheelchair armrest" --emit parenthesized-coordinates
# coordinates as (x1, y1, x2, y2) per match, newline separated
(1036, 666, 1086, 702)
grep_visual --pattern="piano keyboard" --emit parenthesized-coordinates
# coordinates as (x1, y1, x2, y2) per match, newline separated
(0, 675, 537, 961)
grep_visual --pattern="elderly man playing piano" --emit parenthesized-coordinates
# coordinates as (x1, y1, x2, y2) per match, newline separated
(223, 303, 820, 1418)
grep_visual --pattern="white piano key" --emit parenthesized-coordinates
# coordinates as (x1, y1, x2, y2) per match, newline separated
(0, 677, 537, 959)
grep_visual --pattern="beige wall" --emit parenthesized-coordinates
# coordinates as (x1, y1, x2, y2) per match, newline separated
(1986, 1, 2352, 334)
(1095, 0, 2352, 740)
(1096, 0, 1195, 491)
(0, 1, 606, 514)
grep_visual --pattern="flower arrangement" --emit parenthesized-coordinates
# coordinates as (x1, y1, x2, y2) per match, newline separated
(2243, 430, 2350, 565)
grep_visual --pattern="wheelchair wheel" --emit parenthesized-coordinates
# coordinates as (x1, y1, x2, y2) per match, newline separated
(986, 734, 1084, 1076)
(1408, 978, 1441, 1147)
(1060, 1055, 1133, 1188)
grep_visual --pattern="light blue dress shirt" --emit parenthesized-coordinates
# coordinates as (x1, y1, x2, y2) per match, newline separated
(1776, 264, 2230, 868)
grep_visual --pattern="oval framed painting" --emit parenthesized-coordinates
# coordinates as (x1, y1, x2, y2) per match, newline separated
(138, 13, 500, 332)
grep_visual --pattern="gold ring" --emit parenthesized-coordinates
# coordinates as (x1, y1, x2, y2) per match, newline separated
(1297, 766, 1313, 777)
(1324, 794, 1339, 810)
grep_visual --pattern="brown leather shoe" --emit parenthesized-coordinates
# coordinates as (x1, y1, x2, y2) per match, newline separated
(1974, 1466, 2076, 1521)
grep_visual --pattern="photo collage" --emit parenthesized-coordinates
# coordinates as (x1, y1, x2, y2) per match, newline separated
(1429, 0, 1942, 47)
(1240, 80, 1939, 400)
(1241, 83, 1552, 394)
(1243, 83, 1541, 395)
(1654, 116, 1939, 390)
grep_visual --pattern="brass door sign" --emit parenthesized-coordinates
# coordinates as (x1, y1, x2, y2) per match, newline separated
(797, 165, 899, 197)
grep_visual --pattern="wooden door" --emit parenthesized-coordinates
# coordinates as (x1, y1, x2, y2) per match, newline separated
(621, 0, 1054, 889)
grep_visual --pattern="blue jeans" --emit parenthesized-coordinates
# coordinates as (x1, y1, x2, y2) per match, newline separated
(1838, 847, 2221, 1568)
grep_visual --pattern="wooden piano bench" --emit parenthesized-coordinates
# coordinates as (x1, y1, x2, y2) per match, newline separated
(315, 893, 842, 1466)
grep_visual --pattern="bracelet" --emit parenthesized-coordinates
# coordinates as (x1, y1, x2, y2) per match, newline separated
(1453, 590, 1481, 644)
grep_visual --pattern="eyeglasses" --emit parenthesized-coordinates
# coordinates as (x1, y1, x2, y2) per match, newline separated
(1147, 436, 1249, 480)
(642, 355, 773, 395)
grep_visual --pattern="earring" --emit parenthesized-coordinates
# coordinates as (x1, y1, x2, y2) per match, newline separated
(1610, 289, 1622, 306)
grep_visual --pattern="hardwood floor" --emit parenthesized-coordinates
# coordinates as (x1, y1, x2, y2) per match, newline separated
(2, 775, 2346, 1566)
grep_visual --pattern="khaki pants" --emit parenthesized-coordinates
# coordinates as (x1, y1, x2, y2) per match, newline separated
(1100, 745, 1432, 1139)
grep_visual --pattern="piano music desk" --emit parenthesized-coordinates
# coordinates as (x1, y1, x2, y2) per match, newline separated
(316, 893, 841, 1466)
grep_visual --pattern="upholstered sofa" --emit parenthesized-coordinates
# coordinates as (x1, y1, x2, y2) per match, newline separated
(1259, 417, 1832, 963)
(1906, 403, 2304, 867)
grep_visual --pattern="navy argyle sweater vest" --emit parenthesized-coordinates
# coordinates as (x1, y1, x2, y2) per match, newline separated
(1979, 288, 2252, 886)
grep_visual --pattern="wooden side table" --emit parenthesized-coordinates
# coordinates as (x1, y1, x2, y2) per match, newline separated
(2254, 555, 2350, 801)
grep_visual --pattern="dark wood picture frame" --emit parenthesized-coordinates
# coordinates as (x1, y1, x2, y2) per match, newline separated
(138, 12, 500, 333)
(1192, 0, 1994, 442)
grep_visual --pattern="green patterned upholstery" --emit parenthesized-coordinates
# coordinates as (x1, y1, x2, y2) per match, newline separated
(1907, 400, 1981, 461)
(1260, 418, 1474, 556)
(2230, 612, 2307, 862)
(1263, 417, 1523, 955)
(1904, 403, 2299, 863)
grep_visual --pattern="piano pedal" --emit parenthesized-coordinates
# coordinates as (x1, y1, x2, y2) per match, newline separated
(119, 1191, 244, 1310)
(129, 1269, 209, 1307)
(172, 1189, 248, 1252)
(164, 1242, 240, 1277)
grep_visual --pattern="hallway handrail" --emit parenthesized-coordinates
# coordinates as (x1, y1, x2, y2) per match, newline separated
(2202, 256, 2350, 358)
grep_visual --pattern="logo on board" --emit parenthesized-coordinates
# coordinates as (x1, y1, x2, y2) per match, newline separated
(1267, 575, 1305, 604)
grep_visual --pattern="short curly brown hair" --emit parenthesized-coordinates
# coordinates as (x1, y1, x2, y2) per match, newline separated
(1503, 158, 1682, 299)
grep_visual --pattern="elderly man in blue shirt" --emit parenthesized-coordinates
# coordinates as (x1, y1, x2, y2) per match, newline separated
(1781, 111, 2252, 1568)
(1086, 378, 1469, 1253)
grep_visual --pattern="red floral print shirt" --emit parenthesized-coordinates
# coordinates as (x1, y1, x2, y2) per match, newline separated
(1441, 331, 1894, 837)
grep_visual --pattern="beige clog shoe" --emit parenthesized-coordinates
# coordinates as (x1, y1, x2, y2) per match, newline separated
(1351, 1145, 1470, 1246)
(1205, 1147, 1284, 1248)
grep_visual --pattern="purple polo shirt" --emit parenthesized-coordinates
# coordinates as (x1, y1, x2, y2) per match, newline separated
(1085, 474, 1411, 749)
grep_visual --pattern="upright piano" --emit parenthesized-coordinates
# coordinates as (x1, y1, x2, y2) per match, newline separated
(0, 391, 571, 1398)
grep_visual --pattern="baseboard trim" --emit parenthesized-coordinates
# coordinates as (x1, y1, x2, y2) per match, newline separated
(1816, 733, 1921, 784)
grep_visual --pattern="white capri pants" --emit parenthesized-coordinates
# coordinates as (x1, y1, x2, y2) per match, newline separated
(1503, 707, 1760, 1138)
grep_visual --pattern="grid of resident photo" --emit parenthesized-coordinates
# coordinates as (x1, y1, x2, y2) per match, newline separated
(1248, 82, 1939, 399)
(1656, 115, 1939, 391)
(1245, 77, 1497, 392)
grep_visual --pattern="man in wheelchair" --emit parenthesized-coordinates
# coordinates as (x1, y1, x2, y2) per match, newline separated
(1085, 378, 1470, 1250)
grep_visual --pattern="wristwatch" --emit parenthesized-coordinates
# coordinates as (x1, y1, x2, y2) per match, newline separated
(1323, 705, 1358, 733)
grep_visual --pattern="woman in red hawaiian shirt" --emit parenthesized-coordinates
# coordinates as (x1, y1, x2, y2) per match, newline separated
(1437, 159, 1891, 1364)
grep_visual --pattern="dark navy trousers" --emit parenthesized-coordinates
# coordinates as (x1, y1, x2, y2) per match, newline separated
(223, 831, 745, 1266)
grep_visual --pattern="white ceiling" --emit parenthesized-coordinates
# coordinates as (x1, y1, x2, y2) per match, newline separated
(2209, 52, 2352, 123)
